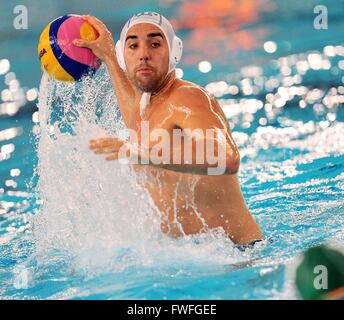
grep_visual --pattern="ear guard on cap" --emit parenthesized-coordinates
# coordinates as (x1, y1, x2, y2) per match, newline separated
(115, 36, 183, 72)
(115, 40, 126, 70)
(170, 36, 183, 70)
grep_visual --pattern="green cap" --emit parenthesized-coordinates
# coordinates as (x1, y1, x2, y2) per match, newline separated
(296, 245, 344, 300)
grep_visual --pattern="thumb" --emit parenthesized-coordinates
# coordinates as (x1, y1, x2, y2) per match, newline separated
(73, 38, 94, 48)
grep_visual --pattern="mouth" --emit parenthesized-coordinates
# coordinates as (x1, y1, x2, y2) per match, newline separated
(136, 67, 154, 74)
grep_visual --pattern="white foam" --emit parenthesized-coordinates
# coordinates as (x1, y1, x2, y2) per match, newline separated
(32, 68, 247, 275)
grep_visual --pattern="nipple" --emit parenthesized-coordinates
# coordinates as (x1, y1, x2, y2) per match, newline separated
(140, 92, 151, 117)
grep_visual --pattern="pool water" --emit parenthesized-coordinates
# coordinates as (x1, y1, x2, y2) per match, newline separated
(0, 0, 344, 299)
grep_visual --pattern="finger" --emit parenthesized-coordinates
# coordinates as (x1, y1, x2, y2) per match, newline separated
(89, 138, 112, 145)
(93, 146, 117, 154)
(106, 152, 119, 161)
(83, 15, 107, 35)
(89, 140, 109, 147)
(89, 137, 114, 143)
(89, 140, 117, 149)
(73, 38, 96, 48)
(97, 137, 117, 143)
(89, 138, 122, 148)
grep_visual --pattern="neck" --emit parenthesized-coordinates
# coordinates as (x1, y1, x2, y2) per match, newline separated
(135, 71, 176, 100)
(152, 71, 176, 98)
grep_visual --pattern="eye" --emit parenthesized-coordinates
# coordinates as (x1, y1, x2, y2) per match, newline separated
(128, 43, 138, 49)
(151, 42, 161, 48)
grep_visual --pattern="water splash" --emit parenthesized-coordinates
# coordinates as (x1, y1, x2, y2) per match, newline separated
(31, 67, 247, 278)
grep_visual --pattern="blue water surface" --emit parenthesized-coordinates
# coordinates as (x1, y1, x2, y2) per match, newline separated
(0, 0, 343, 299)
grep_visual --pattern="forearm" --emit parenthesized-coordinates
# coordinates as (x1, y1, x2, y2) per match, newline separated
(123, 141, 238, 176)
(104, 53, 137, 127)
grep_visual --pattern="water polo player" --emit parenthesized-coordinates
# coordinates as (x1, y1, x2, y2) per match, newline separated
(73, 12, 263, 245)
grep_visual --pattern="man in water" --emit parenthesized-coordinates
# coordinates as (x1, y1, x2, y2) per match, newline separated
(74, 12, 263, 245)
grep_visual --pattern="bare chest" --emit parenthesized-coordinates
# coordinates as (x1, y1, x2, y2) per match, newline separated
(134, 101, 176, 141)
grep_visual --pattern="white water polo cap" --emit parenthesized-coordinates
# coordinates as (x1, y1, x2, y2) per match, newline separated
(115, 12, 183, 74)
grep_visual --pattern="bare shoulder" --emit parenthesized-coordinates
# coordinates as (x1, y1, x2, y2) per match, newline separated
(170, 79, 212, 108)
(170, 78, 230, 130)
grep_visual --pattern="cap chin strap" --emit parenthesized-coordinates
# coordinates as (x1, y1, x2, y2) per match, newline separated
(139, 92, 151, 117)
(139, 69, 175, 117)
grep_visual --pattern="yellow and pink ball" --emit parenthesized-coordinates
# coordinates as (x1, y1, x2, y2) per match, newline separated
(38, 15, 100, 81)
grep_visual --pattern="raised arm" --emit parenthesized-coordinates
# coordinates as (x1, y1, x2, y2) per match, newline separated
(73, 16, 138, 128)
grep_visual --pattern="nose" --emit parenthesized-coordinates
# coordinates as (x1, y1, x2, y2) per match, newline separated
(139, 45, 150, 62)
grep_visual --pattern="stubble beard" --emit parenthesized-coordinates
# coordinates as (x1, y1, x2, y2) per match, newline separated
(128, 68, 167, 93)
(135, 75, 162, 92)
(135, 78, 161, 92)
